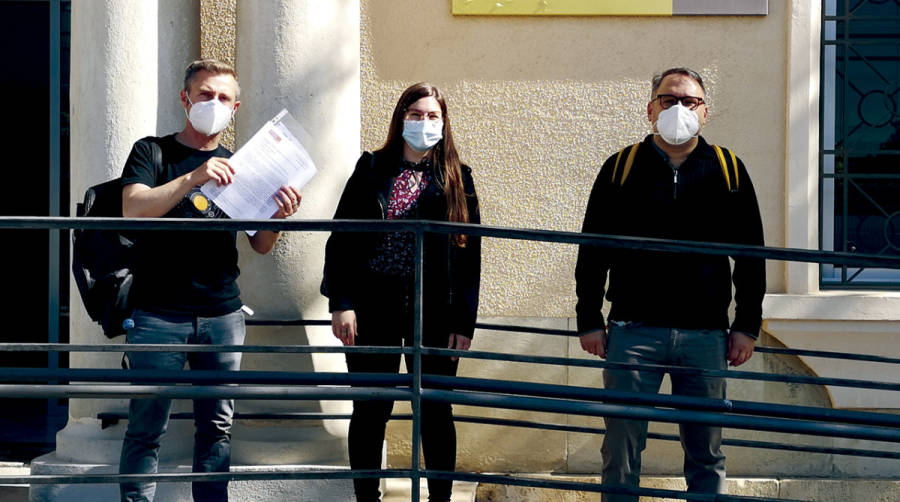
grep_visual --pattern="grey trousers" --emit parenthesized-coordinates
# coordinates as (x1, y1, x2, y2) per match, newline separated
(601, 324, 728, 502)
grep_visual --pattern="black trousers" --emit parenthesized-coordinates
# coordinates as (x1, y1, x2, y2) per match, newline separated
(346, 295, 459, 502)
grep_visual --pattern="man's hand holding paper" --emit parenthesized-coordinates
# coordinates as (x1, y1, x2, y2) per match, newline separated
(189, 157, 235, 186)
(200, 109, 317, 234)
(271, 184, 303, 219)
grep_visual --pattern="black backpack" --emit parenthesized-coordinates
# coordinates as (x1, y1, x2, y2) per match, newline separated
(72, 178, 136, 337)
(71, 142, 159, 337)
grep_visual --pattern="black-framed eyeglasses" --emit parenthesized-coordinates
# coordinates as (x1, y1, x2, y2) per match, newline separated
(654, 94, 705, 110)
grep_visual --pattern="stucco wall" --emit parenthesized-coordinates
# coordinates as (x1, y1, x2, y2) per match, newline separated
(356, 0, 859, 476)
(361, 0, 787, 319)
(362, 0, 899, 478)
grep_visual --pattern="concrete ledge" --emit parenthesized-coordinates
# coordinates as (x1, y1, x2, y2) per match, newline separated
(28, 453, 353, 502)
(474, 475, 900, 501)
(382, 478, 476, 502)
(0, 462, 29, 502)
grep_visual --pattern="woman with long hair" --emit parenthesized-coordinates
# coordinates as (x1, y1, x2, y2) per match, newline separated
(322, 82, 481, 502)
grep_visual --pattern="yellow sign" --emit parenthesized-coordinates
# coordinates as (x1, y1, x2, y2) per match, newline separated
(451, 0, 768, 16)
(452, 0, 673, 16)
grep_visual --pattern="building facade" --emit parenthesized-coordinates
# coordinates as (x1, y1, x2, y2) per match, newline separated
(11, 0, 899, 499)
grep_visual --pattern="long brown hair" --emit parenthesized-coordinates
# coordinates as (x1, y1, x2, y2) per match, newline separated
(376, 83, 471, 247)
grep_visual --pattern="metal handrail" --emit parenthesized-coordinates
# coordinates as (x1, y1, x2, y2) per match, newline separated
(88, 411, 900, 460)
(2, 215, 899, 501)
(6, 328, 900, 365)
(0, 348, 897, 390)
(0, 368, 897, 428)
(2, 215, 900, 268)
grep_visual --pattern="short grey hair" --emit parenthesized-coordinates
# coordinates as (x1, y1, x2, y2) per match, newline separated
(651, 67, 706, 99)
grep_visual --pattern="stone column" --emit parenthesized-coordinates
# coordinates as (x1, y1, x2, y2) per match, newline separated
(230, 0, 361, 465)
(32, 1, 200, 500)
(65, 0, 162, 454)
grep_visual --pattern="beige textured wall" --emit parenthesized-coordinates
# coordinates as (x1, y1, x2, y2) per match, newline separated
(199, 0, 236, 150)
(358, 0, 832, 476)
(361, 0, 787, 318)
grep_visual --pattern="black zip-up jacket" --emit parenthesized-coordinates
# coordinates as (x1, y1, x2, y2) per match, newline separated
(575, 135, 765, 336)
(322, 151, 482, 338)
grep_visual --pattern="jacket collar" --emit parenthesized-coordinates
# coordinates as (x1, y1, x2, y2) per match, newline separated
(399, 156, 433, 172)
(376, 151, 445, 184)
(371, 151, 445, 205)
(642, 134, 716, 162)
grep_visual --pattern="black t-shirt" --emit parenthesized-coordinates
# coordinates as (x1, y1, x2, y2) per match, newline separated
(121, 134, 242, 317)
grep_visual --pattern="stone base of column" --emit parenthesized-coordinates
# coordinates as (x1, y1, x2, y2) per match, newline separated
(50, 418, 349, 464)
(29, 456, 354, 502)
(231, 422, 348, 465)
(32, 418, 351, 501)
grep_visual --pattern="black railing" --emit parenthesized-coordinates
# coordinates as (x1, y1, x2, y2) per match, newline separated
(0, 216, 899, 501)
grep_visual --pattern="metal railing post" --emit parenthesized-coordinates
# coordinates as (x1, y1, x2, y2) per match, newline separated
(47, 0, 63, 420)
(410, 225, 424, 502)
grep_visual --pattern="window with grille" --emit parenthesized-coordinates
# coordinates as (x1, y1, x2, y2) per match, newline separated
(821, 0, 900, 287)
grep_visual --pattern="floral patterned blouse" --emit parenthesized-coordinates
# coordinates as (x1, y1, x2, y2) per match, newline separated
(368, 158, 432, 278)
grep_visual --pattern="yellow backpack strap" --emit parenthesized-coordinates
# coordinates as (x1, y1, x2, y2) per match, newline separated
(611, 148, 625, 183)
(712, 144, 740, 192)
(611, 143, 641, 186)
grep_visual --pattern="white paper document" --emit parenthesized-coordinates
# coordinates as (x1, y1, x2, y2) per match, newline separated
(201, 109, 317, 235)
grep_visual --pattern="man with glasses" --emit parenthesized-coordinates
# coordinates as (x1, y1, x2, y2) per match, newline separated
(575, 67, 765, 501)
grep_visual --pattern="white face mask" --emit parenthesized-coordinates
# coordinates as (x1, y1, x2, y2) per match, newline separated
(402, 119, 443, 152)
(654, 103, 700, 145)
(185, 95, 234, 136)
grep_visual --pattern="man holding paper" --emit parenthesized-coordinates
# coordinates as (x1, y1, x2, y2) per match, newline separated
(117, 59, 301, 502)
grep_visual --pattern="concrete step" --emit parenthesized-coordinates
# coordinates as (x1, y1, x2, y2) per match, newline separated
(29, 453, 355, 502)
(0, 485, 29, 502)
(0, 462, 30, 502)
(382, 478, 477, 502)
(474, 475, 900, 501)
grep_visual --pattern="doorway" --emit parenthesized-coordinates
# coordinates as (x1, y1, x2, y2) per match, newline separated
(0, 0, 71, 461)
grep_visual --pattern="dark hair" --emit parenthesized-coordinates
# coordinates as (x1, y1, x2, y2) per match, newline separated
(651, 67, 706, 99)
(183, 59, 240, 97)
(377, 83, 471, 247)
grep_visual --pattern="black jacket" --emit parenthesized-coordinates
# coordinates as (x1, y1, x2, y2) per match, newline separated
(575, 135, 765, 336)
(322, 151, 482, 338)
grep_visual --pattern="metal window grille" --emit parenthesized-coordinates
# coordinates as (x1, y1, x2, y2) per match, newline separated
(821, 0, 900, 287)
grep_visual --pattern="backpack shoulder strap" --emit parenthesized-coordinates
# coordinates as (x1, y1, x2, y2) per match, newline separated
(611, 143, 641, 186)
(712, 144, 740, 192)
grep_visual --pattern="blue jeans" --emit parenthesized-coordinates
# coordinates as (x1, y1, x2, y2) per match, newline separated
(601, 324, 728, 502)
(119, 309, 245, 502)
